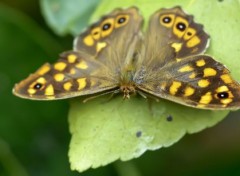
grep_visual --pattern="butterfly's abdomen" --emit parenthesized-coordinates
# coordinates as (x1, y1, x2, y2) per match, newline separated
(119, 67, 137, 99)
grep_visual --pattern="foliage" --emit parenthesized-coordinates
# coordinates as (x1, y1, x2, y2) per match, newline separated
(0, 0, 240, 175)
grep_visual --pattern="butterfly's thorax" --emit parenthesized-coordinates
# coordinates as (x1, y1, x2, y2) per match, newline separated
(119, 64, 137, 99)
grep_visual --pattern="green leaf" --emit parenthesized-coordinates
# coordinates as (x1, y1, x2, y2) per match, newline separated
(65, 0, 240, 173)
(40, 0, 100, 36)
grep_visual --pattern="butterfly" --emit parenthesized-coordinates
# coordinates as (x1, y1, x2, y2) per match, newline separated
(13, 6, 240, 110)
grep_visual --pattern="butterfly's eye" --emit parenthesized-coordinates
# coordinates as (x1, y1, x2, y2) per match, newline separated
(217, 92, 229, 99)
(162, 16, 172, 24)
(33, 83, 43, 90)
(176, 22, 186, 31)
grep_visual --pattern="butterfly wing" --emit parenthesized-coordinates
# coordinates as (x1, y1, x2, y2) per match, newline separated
(13, 51, 118, 100)
(13, 7, 143, 100)
(135, 55, 240, 110)
(134, 7, 240, 110)
(74, 7, 143, 63)
(137, 6, 209, 67)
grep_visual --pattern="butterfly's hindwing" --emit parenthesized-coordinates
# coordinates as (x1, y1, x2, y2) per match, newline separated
(74, 7, 143, 60)
(136, 55, 240, 109)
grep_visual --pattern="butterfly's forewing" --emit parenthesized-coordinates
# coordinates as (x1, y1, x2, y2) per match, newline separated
(142, 6, 209, 61)
(74, 7, 143, 64)
(13, 51, 118, 100)
(13, 7, 143, 100)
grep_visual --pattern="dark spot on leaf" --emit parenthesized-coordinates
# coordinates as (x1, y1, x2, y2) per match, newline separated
(218, 0, 224, 2)
(136, 131, 142, 138)
(166, 115, 173, 122)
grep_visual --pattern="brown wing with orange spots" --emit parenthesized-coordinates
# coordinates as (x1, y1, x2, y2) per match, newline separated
(13, 7, 143, 100)
(141, 6, 209, 62)
(13, 51, 118, 100)
(136, 55, 240, 110)
(74, 6, 143, 63)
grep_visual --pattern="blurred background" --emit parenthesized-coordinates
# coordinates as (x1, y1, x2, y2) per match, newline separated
(0, 0, 240, 176)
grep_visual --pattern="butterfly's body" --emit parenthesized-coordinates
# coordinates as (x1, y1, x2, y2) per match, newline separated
(13, 6, 240, 110)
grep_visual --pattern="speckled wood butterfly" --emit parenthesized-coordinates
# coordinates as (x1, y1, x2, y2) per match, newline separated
(13, 6, 240, 110)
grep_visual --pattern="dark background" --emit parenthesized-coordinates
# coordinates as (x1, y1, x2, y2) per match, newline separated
(0, 1, 240, 176)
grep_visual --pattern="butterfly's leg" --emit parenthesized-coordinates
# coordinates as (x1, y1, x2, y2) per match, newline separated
(103, 89, 121, 103)
(137, 90, 159, 102)
(83, 89, 120, 103)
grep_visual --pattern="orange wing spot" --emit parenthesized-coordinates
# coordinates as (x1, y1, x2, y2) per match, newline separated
(45, 84, 54, 96)
(221, 74, 233, 84)
(178, 65, 194, 72)
(216, 85, 229, 93)
(169, 81, 182, 95)
(183, 27, 197, 40)
(171, 43, 182, 52)
(189, 72, 196, 79)
(221, 98, 233, 105)
(76, 60, 88, 69)
(69, 68, 76, 75)
(35, 77, 46, 85)
(96, 42, 107, 53)
(184, 86, 195, 96)
(176, 58, 182, 62)
(198, 79, 210, 88)
(54, 62, 67, 71)
(91, 27, 101, 40)
(54, 73, 65, 82)
(27, 88, 36, 95)
(77, 78, 87, 90)
(83, 35, 94, 46)
(187, 36, 200, 47)
(37, 64, 50, 75)
(203, 68, 217, 77)
(199, 92, 212, 104)
(68, 54, 77, 63)
(196, 59, 205, 67)
(63, 82, 72, 91)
